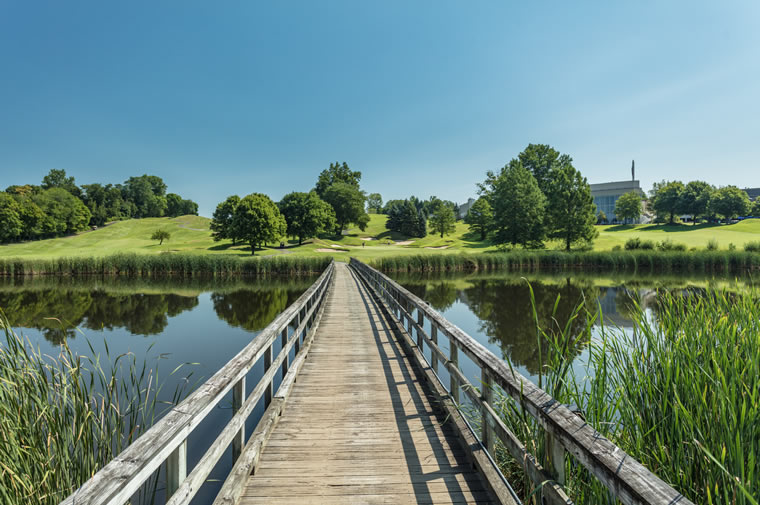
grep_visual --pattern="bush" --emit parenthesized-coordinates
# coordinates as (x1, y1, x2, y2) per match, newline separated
(657, 239, 686, 252)
(744, 241, 760, 253)
(706, 238, 719, 251)
(640, 240, 655, 250)
(624, 237, 641, 250)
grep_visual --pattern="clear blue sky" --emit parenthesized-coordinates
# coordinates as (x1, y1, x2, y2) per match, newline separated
(1, 1, 758, 216)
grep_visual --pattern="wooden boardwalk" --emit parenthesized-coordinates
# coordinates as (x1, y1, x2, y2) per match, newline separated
(240, 262, 497, 504)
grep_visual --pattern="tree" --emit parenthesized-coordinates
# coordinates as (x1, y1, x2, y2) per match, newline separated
(151, 229, 171, 245)
(123, 175, 168, 218)
(32, 188, 91, 236)
(710, 186, 751, 221)
(367, 193, 383, 213)
(517, 144, 570, 196)
(596, 210, 607, 224)
(614, 191, 642, 224)
(650, 181, 684, 224)
(166, 193, 199, 217)
(210, 195, 241, 243)
(428, 201, 456, 238)
(279, 191, 337, 244)
(322, 182, 368, 234)
(752, 199, 760, 217)
(314, 162, 361, 198)
(546, 163, 597, 250)
(0, 193, 24, 243)
(41, 169, 80, 197)
(232, 193, 287, 255)
(463, 197, 493, 240)
(678, 181, 713, 225)
(489, 160, 547, 248)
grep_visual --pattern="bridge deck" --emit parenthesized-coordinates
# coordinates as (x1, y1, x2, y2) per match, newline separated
(240, 262, 497, 504)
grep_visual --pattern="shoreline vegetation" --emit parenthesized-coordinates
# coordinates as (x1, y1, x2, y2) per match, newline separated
(0, 314, 192, 504)
(0, 253, 331, 277)
(490, 285, 759, 504)
(372, 251, 760, 274)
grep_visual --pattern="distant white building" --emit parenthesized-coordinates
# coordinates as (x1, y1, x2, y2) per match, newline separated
(458, 197, 476, 219)
(589, 180, 645, 224)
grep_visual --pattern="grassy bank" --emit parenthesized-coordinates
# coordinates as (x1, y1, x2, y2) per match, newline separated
(2, 215, 760, 261)
(497, 286, 759, 504)
(0, 253, 331, 277)
(372, 250, 760, 275)
(0, 315, 191, 504)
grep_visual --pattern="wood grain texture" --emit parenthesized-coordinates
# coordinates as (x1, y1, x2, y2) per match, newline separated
(240, 263, 499, 505)
(350, 259, 694, 505)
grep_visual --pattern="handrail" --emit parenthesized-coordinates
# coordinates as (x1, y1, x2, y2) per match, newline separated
(62, 260, 335, 505)
(350, 258, 693, 505)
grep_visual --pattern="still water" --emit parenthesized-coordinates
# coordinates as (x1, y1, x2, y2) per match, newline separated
(0, 271, 740, 503)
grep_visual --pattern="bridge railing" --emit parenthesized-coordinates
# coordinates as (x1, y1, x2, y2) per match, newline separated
(62, 260, 335, 505)
(350, 258, 693, 505)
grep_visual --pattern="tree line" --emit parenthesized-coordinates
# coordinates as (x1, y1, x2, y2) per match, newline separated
(382, 197, 460, 238)
(0, 169, 198, 243)
(210, 162, 371, 254)
(465, 144, 597, 250)
(648, 180, 758, 224)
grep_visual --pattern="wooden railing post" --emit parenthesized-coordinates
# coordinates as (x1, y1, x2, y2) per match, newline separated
(232, 377, 245, 462)
(166, 439, 187, 501)
(263, 345, 273, 408)
(546, 432, 566, 485)
(294, 311, 301, 354)
(281, 328, 289, 377)
(481, 369, 494, 454)
(450, 338, 459, 404)
(416, 309, 424, 349)
(431, 324, 439, 375)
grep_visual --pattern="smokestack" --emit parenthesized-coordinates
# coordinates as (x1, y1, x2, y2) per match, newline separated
(631, 160, 635, 181)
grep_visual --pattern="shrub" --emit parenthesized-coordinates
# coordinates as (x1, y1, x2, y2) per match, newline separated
(640, 240, 655, 250)
(624, 237, 641, 250)
(744, 241, 760, 253)
(706, 238, 719, 251)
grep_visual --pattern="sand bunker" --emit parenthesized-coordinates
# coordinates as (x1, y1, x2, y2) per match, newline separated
(395, 240, 414, 245)
(424, 245, 449, 250)
(316, 248, 348, 253)
(360, 237, 376, 241)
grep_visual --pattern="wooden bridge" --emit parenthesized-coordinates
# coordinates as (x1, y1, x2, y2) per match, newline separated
(63, 260, 693, 505)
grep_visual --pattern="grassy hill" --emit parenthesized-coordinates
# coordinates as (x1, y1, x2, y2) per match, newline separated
(1, 213, 759, 261)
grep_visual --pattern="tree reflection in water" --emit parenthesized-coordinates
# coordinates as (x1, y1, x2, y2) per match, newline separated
(0, 277, 315, 344)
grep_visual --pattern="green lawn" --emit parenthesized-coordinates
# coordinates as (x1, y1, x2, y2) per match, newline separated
(1, 214, 759, 261)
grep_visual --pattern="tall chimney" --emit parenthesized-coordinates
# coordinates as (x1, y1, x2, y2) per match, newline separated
(631, 160, 635, 181)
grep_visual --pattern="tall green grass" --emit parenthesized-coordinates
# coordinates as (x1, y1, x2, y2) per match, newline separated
(372, 251, 760, 275)
(0, 314, 193, 504)
(0, 253, 331, 277)
(489, 285, 760, 504)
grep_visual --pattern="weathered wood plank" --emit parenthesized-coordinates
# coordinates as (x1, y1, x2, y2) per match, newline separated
(351, 258, 693, 505)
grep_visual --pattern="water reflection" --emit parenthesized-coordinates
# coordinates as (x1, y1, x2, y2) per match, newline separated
(0, 276, 316, 344)
(395, 271, 734, 376)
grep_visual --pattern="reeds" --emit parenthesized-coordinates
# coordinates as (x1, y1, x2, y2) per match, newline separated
(0, 314, 193, 504)
(0, 253, 331, 277)
(371, 251, 760, 275)
(488, 284, 760, 504)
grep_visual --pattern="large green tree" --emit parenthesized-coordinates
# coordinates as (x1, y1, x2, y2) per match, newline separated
(232, 193, 287, 255)
(314, 162, 362, 198)
(211, 195, 241, 243)
(517, 144, 571, 196)
(463, 197, 493, 240)
(33, 188, 92, 236)
(678, 181, 714, 225)
(489, 161, 546, 248)
(123, 175, 168, 218)
(279, 191, 337, 244)
(651, 180, 684, 224)
(428, 201, 456, 238)
(41, 169, 81, 197)
(710, 186, 751, 221)
(367, 193, 383, 213)
(0, 193, 24, 243)
(614, 191, 642, 224)
(547, 164, 597, 250)
(322, 182, 369, 234)
(165, 193, 198, 217)
(752, 199, 760, 217)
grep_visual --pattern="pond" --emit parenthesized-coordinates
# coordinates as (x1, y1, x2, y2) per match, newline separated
(0, 275, 316, 504)
(0, 270, 745, 503)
